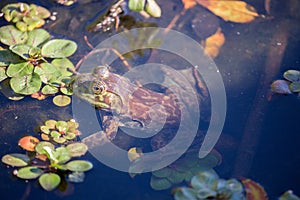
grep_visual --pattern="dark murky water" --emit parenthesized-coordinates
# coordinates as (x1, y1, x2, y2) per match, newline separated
(0, 0, 300, 199)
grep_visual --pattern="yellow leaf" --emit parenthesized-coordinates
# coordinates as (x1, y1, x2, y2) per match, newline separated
(196, 0, 259, 23)
(182, 0, 197, 10)
(127, 147, 143, 162)
(204, 28, 225, 58)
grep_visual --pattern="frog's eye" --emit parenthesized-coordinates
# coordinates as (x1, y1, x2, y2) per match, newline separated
(92, 81, 106, 94)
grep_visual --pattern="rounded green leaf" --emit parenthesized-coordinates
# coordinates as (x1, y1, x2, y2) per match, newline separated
(53, 137, 67, 144)
(66, 160, 93, 172)
(0, 25, 27, 45)
(67, 172, 85, 183)
(174, 188, 198, 200)
(51, 58, 75, 77)
(66, 143, 88, 157)
(39, 173, 61, 191)
(284, 70, 300, 82)
(1, 153, 29, 167)
(6, 62, 34, 77)
(42, 85, 59, 94)
(271, 80, 292, 94)
(35, 63, 62, 84)
(16, 166, 42, 179)
(35, 5, 51, 19)
(26, 29, 50, 47)
(35, 141, 55, 155)
(40, 125, 50, 134)
(63, 132, 76, 140)
(16, 21, 28, 32)
(54, 147, 71, 164)
(41, 39, 77, 58)
(150, 176, 172, 190)
(0, 67, 7, 82)
(10, 73, 42, 95)
(53, 95, 71, 107)
(167, 171, 185, 184)
(290, 82, 300, 92)
(128, 0, 146, 12)
(152, 167, 172, 178)
(45, 119, 57, 129)
(60, 87, 73, 95)
(0, 79, 24, 100)
(50, 130, 61, 138)
(56, 121, 68, 132)
(0, 49, 22, 67)
(145, 0, 161, 18)
(10, 44, 31, 60)
(191, 171, 218, 190)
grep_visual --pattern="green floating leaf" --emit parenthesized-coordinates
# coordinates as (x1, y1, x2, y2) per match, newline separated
(152, 167, 172, 178)
(51, 58, 75, 77)
(35, 141, 55, 155)
(54, 147, 71, 164)
(6, 62, 34, 77)
(290, 82, 300, 92)
(16, 166, 42, 179)
(39, 173, 61, 191)
(45, 120, 57, 129)
(42, 85, 59, 94)
(0, 79, 24, 100)
(150, 176, 172, 190)
(145, 0, 161, 17)
(23, 16, 45, 31)
(167, 171, 186, 184)
(10, 73, 42, 95)
(279, 190, 300, 200)
(66, 143, 88, 157)
(35, 63, 62, 84)
(16, 21, 28, 32)
(284, 70, 300, 82)
(271, 80, 292, 94)
(53, 95, 71, 107)
(41, 39, 77, 58)
(63, 132, 76, 140)
(1, 153, 29, 167)
(0, 49, 21, 67)
(53, 137, 67, 144)
(66, 160, 93, 172)
(34, 4, 51, 19)
(26, 29, 50, 47)
(190, 171, 218, 190)
(0, 25, 27, 45)
(0, 67, 8, 82)
(174, 188, 198, 200)
(10, 44, 31, 60)
(128, 0, 146, 12)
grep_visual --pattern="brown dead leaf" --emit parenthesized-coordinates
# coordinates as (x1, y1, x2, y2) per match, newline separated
(204, 28, 225, 58)
(31, 92, 47, 100)
(182, 0, 197, 10)
(196, 0, 259, 23)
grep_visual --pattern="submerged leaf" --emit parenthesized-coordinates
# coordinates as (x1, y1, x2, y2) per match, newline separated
(174, 187, 198, 200)
(0, 67, 8, 82)
(242, 179, 268, 200)
(271, 80, 292, 94)
(196, 0, 259, 23)
(150, 176, 172, 190)
(204, 28, 225, 58)
(284, 70, 300, 82)
(39, 173, 61, 191)
(0, 49, 21, 67)
(41, 39, 77, 58)
(1, 153, 29, 167)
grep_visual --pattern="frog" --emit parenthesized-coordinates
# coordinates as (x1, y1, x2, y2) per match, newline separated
(72, 65, 209, 150)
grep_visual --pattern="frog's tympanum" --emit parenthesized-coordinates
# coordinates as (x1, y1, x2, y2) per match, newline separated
(73, 65, 208, 150)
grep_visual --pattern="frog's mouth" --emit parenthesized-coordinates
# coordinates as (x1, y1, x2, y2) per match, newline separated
(72, 75, 123, 113)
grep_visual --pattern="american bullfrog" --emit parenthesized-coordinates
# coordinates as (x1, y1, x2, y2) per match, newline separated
(73, 65, 208, 149)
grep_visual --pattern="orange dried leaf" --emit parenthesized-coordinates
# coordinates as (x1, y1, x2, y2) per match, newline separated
(31, 92, 47, 100)
(242, 179, 268, 200)
(196, 0, 259, 23)
(182, 0, 197, 10)
(18, 136, 40, 151)
(204, 28, 225, 58)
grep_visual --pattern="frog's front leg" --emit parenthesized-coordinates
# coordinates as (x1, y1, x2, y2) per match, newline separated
(81, 115, 120, 149)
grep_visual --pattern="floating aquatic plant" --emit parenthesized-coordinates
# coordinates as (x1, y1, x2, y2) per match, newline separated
(272, 70, 300, 96)
(128, 0, 162, 18)
(173, 171, 246, 200)
(0, 27, 77, 105)
(1, 3, 51, 32)
(40, 119, 81, 144)
(1, 119, 92, 192)
(150, 151, 221, 190)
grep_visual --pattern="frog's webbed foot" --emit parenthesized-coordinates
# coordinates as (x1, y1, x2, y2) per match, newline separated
(82, 131, 110, 149)
(102, 115, 120, 141)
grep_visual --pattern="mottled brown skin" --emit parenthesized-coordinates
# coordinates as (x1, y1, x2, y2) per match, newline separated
(73, 66, 188, 147)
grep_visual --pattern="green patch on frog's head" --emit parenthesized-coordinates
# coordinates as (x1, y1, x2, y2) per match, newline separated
(72, 71, 123, 113)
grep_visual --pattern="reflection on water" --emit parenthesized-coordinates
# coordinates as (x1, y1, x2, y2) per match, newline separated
(0, 0, 300, 199)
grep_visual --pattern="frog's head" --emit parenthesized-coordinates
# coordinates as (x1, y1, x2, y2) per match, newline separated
(72, 66, 126, 114)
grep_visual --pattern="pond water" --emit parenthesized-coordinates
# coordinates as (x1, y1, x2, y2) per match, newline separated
(0, 0, 300, 199)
